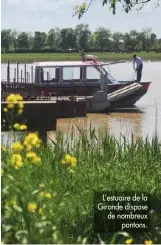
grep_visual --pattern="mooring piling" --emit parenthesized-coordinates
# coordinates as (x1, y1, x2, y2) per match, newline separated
(24, 64, 27, 84)
(7, 60, 10, 82)
(21, 69, 23, 83)
(14, 68, 16, 83)
(17, 62, 19, 83)
(31, 66, 34, 83)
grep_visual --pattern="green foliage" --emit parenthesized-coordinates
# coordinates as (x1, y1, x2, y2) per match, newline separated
(1, 126, 161, 244)
(75, 24, 91, 50)
(1, 27, 161, 54)
(74, 0, 152, 17)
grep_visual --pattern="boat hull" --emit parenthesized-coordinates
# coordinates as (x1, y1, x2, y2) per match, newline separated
(1, 80, 151, 108)
(108, 82, 151, 108)
(40, 81, 151, 107)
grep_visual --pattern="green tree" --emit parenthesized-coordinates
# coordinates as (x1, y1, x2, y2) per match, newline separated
(17, 32, 29, 51)
(59, 28, 76, 50)
(54, 28, 61, 50)
(137, 32, 147, 50)
(1, 29, 12, 50)
(150, 33, 157, 49)
(143, 27, 152, 51)
(47, 29, 57, 49)
(112, 32, 124, 50)
(74, 24, 91, 50)
(34, 32, 47, 51)
(129, 30, 140, 50)
(93, 27, 111, 52)
(88, 33, 96, 49)
(28, 32, 34, 51)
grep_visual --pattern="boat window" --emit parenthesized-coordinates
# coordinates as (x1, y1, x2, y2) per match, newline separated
(86, 67, 100, 82)
(63, 67, 80, 82)
(37, 67, 57, 82)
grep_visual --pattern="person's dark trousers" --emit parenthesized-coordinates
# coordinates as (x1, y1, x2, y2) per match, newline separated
(136, 64, 143, 83)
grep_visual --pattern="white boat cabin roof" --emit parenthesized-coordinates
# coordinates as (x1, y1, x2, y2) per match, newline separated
(33, 61, 105, 68)
(33, 60, 127, 68)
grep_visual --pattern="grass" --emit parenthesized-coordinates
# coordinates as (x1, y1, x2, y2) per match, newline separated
(1, 126, 161, 244)
(1, 51, 161, 63)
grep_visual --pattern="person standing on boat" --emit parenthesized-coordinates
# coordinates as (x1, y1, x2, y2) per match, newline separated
(133, 54, 143, 83)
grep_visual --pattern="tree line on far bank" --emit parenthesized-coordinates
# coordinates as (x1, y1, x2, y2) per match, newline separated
(2, 25, 161, 53)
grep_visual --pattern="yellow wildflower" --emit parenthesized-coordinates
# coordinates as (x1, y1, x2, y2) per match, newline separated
(24, 133, 41, 148)
(64, 154, 72, 164)
(45, 193, 52, 199)
(6, 94, 24, 111)
(6, 94, 17, 103)
(26, 152, 37, 158)
(125, 239, 133, 244)
(11, 142, 23, 153)
(3, 108, 8, 112)
(27, 202, 37, 212)
(32, 156, 41, 165)
(39, 191, 52, 199)
(61, 154, 77, 168)
(26, 152, 41, 165)
(14, 123, 20, 130)
(70, 157, 77, 167)
(144, 240, 153, 245)
(7, 103, 14, 109)
(15, 161, 23, 169)
(24, 141, 32, 151)
(18, 109, 23, 115)
(19, 124, 27, 130)
(11, 154, 23, 169)
(38, 208, 43, 216)
(18, 102, 24, 109)
(15, 94, 23, 101)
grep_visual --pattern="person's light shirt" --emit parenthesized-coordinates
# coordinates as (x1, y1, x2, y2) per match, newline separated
(133, 56, 143, 69)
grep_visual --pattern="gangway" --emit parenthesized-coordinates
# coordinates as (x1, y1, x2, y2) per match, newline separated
(108, 82, 142, 102)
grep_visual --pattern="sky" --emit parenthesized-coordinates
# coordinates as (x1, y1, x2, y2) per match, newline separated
(1, 0, 161, 37)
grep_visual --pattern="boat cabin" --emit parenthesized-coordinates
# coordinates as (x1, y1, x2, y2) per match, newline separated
(33, 55, 119, 85)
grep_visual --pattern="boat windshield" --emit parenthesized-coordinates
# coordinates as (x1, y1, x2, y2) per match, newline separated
(107, 73, 120, 84)
(102, 65, 120, 84)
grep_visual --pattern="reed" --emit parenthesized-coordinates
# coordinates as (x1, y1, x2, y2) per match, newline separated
(1, 124, 161, 244)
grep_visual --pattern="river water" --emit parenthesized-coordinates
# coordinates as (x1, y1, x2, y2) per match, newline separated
(1, 61, 161, 141)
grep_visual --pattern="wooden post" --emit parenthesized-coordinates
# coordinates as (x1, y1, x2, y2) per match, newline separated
(31, 66, 33, 83)
(28, 72, 30, 83)
(17, 62, 19, 83)
(24, 64, 27, 84)
(27, 72, 29, 83)
(7, 60, 10, 82)
(21, 70, 23, 83)
(47, 72, 49, 80)
(14, 68, 16, 83)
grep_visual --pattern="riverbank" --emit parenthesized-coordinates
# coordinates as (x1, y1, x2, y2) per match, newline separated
(1, 51, 161, 63)
(2, 128, 161, 244)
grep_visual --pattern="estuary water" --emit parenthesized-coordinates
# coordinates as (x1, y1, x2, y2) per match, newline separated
(1, 61, 161, 141)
